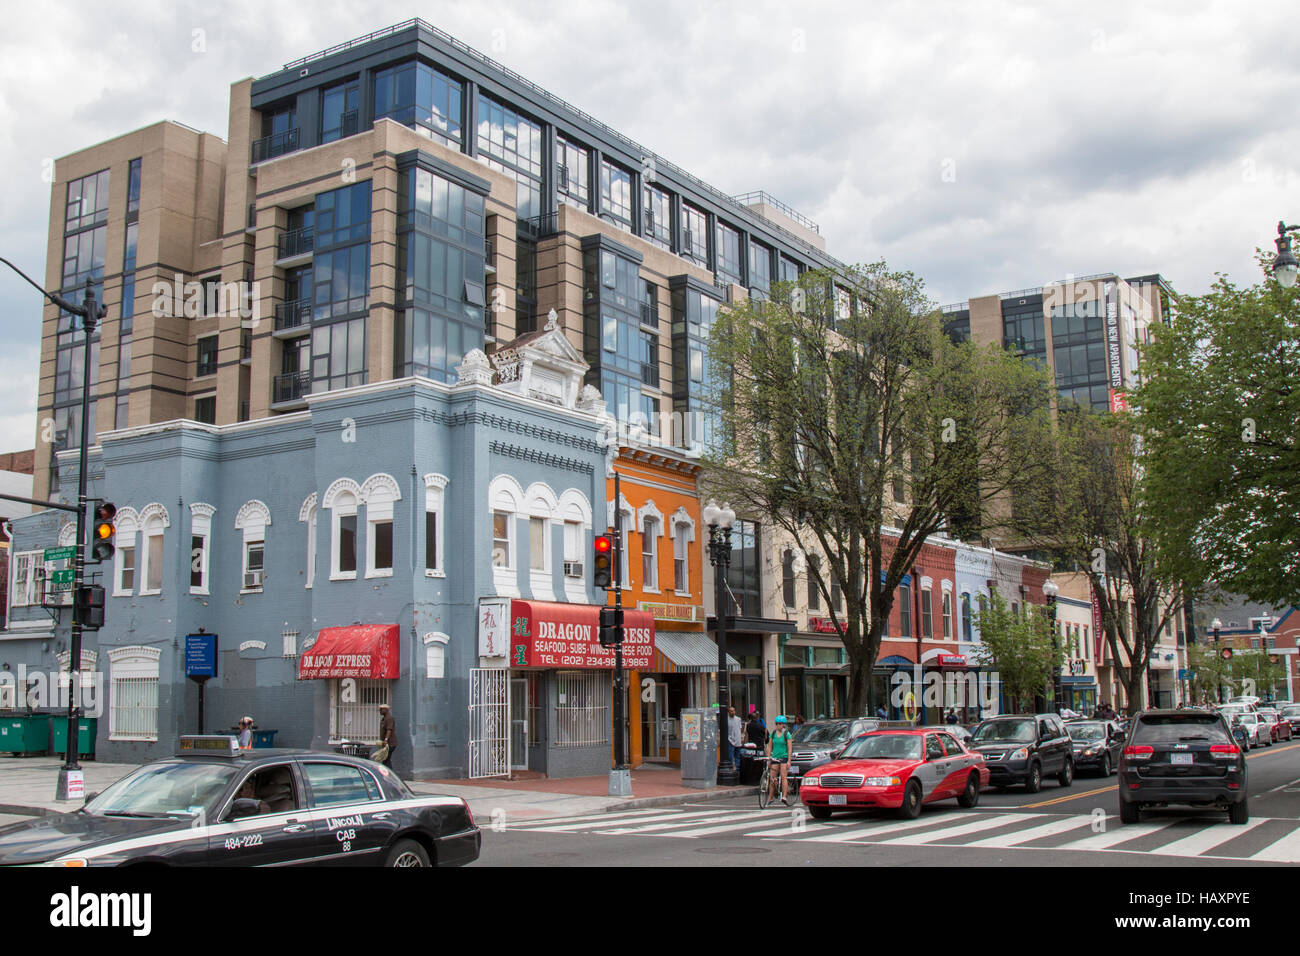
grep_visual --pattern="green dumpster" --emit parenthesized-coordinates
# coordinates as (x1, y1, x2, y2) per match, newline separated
(0, 714, 51, 755)
(50, 716, 97, 760)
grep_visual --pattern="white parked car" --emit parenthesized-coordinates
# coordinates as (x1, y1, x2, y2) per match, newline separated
(1231, 712, 1271, 749)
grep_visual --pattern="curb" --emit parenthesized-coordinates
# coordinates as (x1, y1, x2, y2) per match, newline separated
(606, 785, 757, 812)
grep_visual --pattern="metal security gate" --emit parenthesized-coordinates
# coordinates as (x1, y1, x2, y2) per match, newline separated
(510, 678, 529, 771)
(469, 668, 510, 778)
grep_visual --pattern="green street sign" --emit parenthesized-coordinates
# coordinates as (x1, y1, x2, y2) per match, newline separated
(50, 569, 76, 585)
(43, 546, 76, 562)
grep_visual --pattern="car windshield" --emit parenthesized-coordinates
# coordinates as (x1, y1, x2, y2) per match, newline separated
(792, 722, 850, 745)
(84, 762, 240, 818)
(972, 719, 1036, 743)
(1132, 715, 1230, 744)
(1068, 723, 1106, 741)
(839, 734, 923, 761)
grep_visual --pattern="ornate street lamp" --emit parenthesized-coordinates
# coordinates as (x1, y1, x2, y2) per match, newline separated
(1271, 222, 1299, 288)
(703, 500, 737, 786)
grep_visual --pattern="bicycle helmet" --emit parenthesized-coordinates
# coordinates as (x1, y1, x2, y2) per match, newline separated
(775, 715, 787, 724)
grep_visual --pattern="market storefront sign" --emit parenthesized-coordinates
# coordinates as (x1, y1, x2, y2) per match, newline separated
(808, 617, 846, 635)
(510, 600, 655, 669)
(638, 601, 701, 624)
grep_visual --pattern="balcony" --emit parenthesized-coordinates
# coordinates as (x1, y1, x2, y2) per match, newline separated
(251, 128, 301, 164)
(272, 371, 311, 408)
(276, 227, 315, 265)
(273, 298, 312, 336)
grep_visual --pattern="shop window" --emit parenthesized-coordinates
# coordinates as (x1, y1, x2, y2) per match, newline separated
(107, 646, 161, 742)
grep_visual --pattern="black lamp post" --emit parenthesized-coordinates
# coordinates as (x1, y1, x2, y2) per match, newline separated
(0, 261, 104, 801)
(1043, 579, 1060, 712)
(1271, 222, 1299, 287)
(703, 500, 737, 786)
(1211, 618, 1224, 703)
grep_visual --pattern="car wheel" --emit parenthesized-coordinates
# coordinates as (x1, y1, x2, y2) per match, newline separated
(1119, 799, 1141, 825)
(897, 780, 923, 819)
(1099, 754, 1111, 777)
(1058, 759, 1074, 787)
(1229, 799, 1249, 825)
(808, 805, 833, 820)
(384, 838, 431, 868)
(1024, 762, 1042, 794)
(957, 772, 981, 808)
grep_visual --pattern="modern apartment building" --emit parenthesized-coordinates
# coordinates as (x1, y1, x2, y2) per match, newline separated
(32, 18, 841, 502)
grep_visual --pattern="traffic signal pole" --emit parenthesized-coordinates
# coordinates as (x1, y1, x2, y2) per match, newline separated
(613, 472, 626, 771)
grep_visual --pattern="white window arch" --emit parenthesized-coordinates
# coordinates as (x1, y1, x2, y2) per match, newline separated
(488, 475, 523, 597)
(107, 645, 161, 741)
(638, 500, 664, 592)
(524, 482, 558, 600)
(235, 500, 271, 591)
(670, 506, 696, 596)
(189, 502, 215, 595)
(323, 478, 362, 581)
(360, 473, 401, 579)
(558, 488, 593, 602)
(138, 503, 170, 596)
(58, 523, 76, 547)
(607, 492, 635, 588)
(423, 474, 448, 577)
(299, 493, 317, 589)
(113, 507, 141, 596)
(423, 632, 450, 679)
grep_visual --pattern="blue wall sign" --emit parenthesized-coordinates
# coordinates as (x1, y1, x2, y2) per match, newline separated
(185, 632, 218, 678)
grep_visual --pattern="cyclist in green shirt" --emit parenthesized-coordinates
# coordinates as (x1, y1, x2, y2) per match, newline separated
(766, 715, 793, 805)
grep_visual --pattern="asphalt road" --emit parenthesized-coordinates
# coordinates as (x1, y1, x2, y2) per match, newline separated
(480, 740, 1300, 867)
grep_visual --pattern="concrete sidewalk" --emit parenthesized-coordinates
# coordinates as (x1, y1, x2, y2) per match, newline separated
(0, 755, 753, 821)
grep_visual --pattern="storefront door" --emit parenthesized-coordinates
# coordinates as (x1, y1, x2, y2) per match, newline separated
(510, 678, 528, 771)
(642, 680, 669, 761)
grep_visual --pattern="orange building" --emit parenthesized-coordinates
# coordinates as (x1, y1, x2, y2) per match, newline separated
(605, 445, 723, 767)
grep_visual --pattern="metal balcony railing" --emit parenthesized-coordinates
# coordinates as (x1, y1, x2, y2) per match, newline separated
(251, 128, 301, 164)
(277, 227, 314, 261)
(273, 371, 311, 405)
(274, 297, 312, 332)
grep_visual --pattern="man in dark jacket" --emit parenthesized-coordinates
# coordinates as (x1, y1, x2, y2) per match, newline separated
(746, 711, 767, 748)
(379, 703, 396, 768)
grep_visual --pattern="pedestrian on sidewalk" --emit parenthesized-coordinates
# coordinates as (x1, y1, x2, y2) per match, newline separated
(746, 710, 767, 748)
(727, 706, 743, 774)
(237, 716, 254, 750)
(378, 703, 396, 768)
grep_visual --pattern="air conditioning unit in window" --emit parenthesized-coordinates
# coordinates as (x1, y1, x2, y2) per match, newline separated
(244, 570, 264, 590)
(564, 561, 584, 578)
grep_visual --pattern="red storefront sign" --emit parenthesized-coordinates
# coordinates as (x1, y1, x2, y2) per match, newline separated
(509, 600, 655, 669)
(938, 654, 967, 667)
(808, 617, 846, 634)
(299, 624, 400, 679)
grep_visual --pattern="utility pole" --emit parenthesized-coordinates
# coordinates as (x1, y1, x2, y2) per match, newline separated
(0, 261, 105, 801)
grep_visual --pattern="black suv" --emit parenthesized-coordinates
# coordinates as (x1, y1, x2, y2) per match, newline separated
(969, 714, 1074, 793)
(1118, 709, 1248, 825)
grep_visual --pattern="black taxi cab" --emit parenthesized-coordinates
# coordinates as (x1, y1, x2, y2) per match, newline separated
(0, 737, 480, 867)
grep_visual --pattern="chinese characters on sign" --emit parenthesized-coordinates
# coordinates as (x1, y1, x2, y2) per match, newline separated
(478, 599, 510, 658)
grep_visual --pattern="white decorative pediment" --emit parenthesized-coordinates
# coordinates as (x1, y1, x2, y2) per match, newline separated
(58, 523, 76, 546)
(360, 473, 402, 505)
(606, 492, 635, 529)
(235, 500, 272, 532)
(492, 316, 589, 409)
(456, 348, 494, 386)
(637, 499, 664, 532)
(670, 506, 696, 541)
(299, 492, 318, 522)
(322, 477, 361, 510)
(114, 507, 141, 536)
(139, 503, 170, 529)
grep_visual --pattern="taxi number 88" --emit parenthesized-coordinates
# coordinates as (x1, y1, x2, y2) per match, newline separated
(336, 828, 357, 851)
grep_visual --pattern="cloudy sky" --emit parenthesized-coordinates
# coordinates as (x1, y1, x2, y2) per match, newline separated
(0, 0, 1295, 453)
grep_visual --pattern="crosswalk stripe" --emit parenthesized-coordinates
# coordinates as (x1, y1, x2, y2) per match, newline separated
(959, 815, 1094, 848)
(1052, 819, 1179, 852)
(866, 813, 1023, 845)
(1247, 825, 1300, 863)
(599, 810, 773, 836)
(513, 808, 734, 832)
(781, 811, 992, 843)
(1148, 818, 1265, 858)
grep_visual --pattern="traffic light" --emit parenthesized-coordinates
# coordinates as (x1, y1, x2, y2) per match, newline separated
(593, 534, 613, 589)
(91, 502, 116, 563)
(598, 605, 622, 647)
(1221, 647, 1234, 661)
(75, 585, 106, 630)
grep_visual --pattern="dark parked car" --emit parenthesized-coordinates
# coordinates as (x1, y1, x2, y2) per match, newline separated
(1118, 709, 1248, 825)
(1065, 720, 1125, 776)
(969, 714, 1074, 793)
(0, 737, 480, 867)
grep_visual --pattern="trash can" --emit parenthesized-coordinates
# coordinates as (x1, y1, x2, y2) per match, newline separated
(51, 716, 97, 760)
(738, 746, 763, 784)
(0, 714, 51, 755)
(251, 730, 278, 748)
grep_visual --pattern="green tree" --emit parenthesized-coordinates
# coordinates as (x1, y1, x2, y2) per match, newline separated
(970, 591, 1065, 713)
(1186, 642, 1232, 704)
(704, 263, 1054, 715)
(1133, 258, 1300, 606)
(1008, 406, 1189, 711)
(1229, 650, 1287, 702)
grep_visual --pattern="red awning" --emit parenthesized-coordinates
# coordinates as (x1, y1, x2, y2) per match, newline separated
(299, 624, 400, 680)
(510, 600, 655, 670)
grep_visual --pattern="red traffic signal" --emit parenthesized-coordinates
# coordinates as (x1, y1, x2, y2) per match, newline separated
(1221, 647, 1233, 660)
(593, 535, 613, 588)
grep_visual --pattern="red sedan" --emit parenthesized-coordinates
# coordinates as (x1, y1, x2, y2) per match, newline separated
(799, 729, 990, 820)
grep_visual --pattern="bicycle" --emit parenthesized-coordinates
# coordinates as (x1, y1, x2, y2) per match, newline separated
(757, 756, 800, 809)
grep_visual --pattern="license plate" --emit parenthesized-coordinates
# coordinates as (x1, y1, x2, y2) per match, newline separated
(1171, 753, 1193, 765)
(829, 794, 847, 806)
